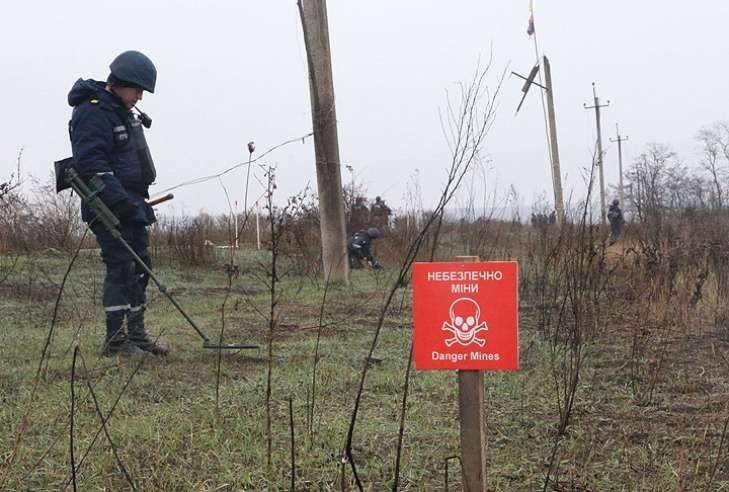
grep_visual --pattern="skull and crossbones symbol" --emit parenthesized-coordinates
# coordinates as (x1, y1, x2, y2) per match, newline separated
(442, 297, 488, 347)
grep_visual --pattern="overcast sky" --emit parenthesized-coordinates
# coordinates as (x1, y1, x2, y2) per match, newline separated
(2, 0, 727, 216)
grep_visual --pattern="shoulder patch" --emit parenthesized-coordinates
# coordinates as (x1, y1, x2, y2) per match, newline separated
(89, 98, 99, 104)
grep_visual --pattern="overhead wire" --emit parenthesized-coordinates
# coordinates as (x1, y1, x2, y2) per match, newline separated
(151, 132, 314, 198)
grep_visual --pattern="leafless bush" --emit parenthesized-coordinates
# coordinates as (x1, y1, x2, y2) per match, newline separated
(27, 178, 85, 251)
(0, 176, 30, 254)
(278, 187, 322, 277)
(532, 197, 612, 491)
(343, 57, 506, 491)
(253, 167, 312, 477)
(151, 214, 217, 267)
(626, 143, 711, 222)
(0, 175, 84, 253)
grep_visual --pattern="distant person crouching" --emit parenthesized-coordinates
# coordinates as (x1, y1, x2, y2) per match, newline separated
(347, 228, 382, 269)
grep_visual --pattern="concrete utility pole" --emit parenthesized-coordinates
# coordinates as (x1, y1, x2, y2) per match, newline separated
(297, 0, 349, 283)
(542, 56, 565, 224)
(610, 124, 628, 207)
(583, 83, 610, 225)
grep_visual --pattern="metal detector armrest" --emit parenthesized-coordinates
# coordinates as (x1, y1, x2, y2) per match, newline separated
(53, 158, 74, 193)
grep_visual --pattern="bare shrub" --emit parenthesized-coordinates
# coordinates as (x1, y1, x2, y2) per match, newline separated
(151, 214, 217, 267)
(0, 199, 29, 254)
(0, 175, 84, 253)
(278, 188, 322, 278)
(26, 177, 84, 251)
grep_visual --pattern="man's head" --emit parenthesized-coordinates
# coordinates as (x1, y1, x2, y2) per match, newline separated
(612, 199, 619, 206)
(110, 85, 144, 109)
(107, 50, 157, 108)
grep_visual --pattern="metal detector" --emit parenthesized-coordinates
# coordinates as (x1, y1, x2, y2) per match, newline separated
(56, 160, 258, 351)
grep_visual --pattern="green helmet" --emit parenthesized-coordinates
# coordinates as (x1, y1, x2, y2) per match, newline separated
(109, 50, 157, 93)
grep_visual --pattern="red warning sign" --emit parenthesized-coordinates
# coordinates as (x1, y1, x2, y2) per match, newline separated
(412, 261, 518, 370)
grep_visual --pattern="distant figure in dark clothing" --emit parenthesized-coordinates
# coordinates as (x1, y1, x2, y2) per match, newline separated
(607, 199, 624, 245)
(348, 228, 382, 269)
(370, 196, 392, 230)
(349, 196, 369, 233)
(548, 210, 556, 225)
(530, 210, 556, 227)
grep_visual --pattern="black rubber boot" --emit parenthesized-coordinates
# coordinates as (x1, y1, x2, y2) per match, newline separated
(127, 308, 169, 356)
(101, 314, 131, 357)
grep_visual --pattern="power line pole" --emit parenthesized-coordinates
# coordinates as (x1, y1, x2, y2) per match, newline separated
(542, 56, 565, 224)
(609, 124, 628, 207)
(297, 0, 349, 283)
(583, 83, 610, 225)
(512, 62, 564, 223)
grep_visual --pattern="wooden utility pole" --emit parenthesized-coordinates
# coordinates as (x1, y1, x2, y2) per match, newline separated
(583, 83, 610, 225)
(512, 60, 564, 224)
(542, 56, 565, 224)
(610, 124, 628, 206)
(297, 0, 349, 283)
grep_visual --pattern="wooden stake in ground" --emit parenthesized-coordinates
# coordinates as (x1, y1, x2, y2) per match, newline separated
(543, 56, 565, 224)
(297, 0, 349, 283)
(584, 83, 610, 225)
(455, 255, 487, 492)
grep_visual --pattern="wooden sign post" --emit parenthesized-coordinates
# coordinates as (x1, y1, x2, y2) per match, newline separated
(458, 369, 487, 491)
(412, 257, 519, 491)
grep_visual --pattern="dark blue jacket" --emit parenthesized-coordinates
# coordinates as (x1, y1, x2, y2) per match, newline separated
(68, 79, 156, 224)
(347, 230, 374, 258)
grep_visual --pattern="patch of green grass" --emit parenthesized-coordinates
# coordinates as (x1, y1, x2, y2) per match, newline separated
(1, 250, 728, 490)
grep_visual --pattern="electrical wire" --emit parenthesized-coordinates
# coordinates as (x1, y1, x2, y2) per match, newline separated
(151, 132, 314, 198)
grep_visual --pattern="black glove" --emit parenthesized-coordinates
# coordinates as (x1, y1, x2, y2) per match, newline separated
(112, 199, 138, 221)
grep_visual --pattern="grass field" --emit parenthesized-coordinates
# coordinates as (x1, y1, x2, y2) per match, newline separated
(1, 240, 728, 491)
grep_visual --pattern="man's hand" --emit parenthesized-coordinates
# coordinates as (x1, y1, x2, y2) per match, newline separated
(113, 199, 138, 221)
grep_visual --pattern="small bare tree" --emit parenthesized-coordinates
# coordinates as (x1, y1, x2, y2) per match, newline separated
(696, 122, 729, 210)
(341, 58, 506, 491)
(625, 143, 676, 221)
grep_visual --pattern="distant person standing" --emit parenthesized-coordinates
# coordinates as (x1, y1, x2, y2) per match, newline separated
(347, 228, 382, 269)
(349, 196, 370, 233)
(607, 199, 624, 245)
(370, 196, 391, 230)
(67, 50, 168, 356)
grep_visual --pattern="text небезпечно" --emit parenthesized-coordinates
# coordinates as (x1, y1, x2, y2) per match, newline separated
(426, 271, 502, 282)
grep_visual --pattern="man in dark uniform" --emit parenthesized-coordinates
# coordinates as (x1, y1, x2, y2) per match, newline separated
(607, 198, 624, 245)
(349, 196, 370, 233)
(370, 196, 391, 230)
(347, 228, 382, 269)
(68, 50, 168, 356)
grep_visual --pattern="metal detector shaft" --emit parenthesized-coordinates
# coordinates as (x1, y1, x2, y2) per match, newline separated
(65, 168, 257, 350)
